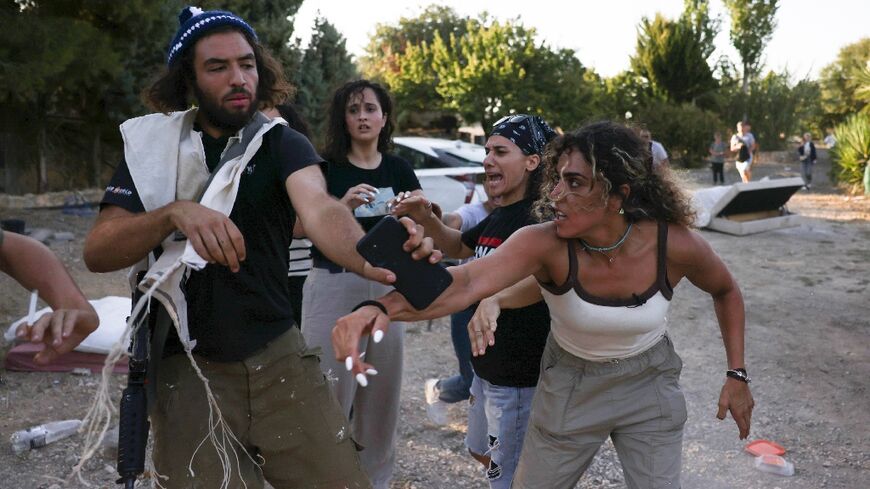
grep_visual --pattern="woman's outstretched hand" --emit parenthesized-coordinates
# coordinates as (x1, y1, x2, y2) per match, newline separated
(468, 296, 500, 356)
(390, 194, 435, 223)
(717, 378, 754, 439)
(332, 304, 390, 386)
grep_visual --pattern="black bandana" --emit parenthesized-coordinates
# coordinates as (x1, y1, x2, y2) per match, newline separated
(490, 114, 557, 156)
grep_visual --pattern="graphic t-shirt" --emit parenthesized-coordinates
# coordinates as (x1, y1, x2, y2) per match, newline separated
(101, 124, 322, 361)
(310, 153, 421, 265)
(461, 199, 550, 387)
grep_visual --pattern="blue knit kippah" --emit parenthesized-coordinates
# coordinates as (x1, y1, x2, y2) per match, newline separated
(166, 6, 258, 66)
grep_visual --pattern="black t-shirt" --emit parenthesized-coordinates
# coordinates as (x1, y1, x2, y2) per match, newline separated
(310, 153, 421, 264)
(101, 124, 322, 361)
(461, 199, 550, 387)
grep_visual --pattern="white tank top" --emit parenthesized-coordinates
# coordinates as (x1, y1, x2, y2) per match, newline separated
(538, 222, 673, 361)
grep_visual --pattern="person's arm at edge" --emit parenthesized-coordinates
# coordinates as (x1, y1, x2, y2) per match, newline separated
(1, 232, 98, 364)
(670, 224, 753, 439)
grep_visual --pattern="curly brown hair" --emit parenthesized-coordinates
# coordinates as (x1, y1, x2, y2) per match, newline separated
(142, 26, 293, 113)
(534, 121, 695, 226)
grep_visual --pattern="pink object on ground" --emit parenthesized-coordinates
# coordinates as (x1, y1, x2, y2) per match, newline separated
(745, 439, 786, 457)
(5, 342, 128, 374)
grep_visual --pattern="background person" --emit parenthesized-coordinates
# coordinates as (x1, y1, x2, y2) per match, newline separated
(392, 114, 555, 489)
(709, 131, 727, 185)
(300, 79, 423, 489)
(638, 127, 669, 169)
(823, 128, 836, 148)
(731, 121, 756, 182)
(336, 120, 754, 489)
(797, 131, 817, 189)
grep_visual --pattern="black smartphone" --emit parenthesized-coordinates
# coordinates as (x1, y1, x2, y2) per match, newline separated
(356, 216, 454, 310)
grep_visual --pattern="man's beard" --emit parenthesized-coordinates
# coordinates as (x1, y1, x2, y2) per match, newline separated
(194, 85, 258, 133)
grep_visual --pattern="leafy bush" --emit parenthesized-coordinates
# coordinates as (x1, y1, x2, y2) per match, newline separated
(831, 113, 870, 194)
(635, 100, 722, 167)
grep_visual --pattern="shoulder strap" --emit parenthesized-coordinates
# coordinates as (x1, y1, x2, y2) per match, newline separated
(656, 222, 673, 299)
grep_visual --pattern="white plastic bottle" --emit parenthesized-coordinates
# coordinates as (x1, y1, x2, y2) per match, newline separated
(10, 419, 83, 454)
(754, 454, 795, 476)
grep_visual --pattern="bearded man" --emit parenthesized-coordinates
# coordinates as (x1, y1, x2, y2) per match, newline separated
(84, 7, 435, 488)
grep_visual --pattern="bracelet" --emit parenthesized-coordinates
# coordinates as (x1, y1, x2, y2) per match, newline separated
(726, 368, 751, 384)
(352, 300, 388, 315)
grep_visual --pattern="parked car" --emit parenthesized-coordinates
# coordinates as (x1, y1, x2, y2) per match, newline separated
(393, 137, 486, 213)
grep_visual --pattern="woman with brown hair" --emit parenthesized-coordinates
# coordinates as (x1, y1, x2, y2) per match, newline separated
(301, 79, 423, 489)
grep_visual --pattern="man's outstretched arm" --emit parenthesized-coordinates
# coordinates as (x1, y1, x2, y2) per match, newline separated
(286, 166, 438, 285)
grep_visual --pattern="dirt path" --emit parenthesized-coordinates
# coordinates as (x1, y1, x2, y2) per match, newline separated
(0, 149, 867, 488)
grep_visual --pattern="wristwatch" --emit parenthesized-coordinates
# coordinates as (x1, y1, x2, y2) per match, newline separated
(726, 368, 751, 384)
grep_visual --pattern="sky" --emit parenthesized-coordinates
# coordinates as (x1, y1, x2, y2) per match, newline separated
(291, 0, 869, 80)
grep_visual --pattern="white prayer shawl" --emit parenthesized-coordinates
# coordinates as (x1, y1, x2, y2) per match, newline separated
(122, 108, 284, 349)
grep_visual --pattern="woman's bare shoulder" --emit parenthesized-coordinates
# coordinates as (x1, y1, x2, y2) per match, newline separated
(511, 221, 564, 249)
(666, 222, 715, 265)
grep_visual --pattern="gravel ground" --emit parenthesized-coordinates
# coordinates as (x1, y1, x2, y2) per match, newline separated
(0, 149, 867, 488)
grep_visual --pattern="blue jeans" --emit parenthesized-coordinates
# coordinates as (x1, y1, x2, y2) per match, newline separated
(437, 306, 476, 403)
(466, 375, 536, 489)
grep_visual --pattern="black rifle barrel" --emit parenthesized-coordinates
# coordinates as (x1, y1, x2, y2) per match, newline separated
(116, 274, 151, 487)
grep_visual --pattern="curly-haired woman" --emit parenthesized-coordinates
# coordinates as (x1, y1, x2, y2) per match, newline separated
(333, 120, 754, 489)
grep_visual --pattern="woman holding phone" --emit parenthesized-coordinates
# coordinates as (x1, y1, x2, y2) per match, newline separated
(301, 79, 422, 489)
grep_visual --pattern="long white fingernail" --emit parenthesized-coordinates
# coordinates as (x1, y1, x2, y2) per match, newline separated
(373, 330, 384, 343)
(356, 373, 368, 387)
(359, 351, 366, 359)
(365, 368, 378, 376)
(345, 356, 353, 371)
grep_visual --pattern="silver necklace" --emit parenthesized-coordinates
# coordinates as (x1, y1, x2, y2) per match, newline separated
(580, 222, 633, 262)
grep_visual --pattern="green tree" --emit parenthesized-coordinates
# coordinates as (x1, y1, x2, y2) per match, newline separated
(723, 0, 779, 99)
(636, 100, 721, 166)
(360, 5, 468, 129)
(630, 10, 718, 104)
(207, 0, 304, 80)
(715, 69, 820, 150)
(592, 71, 649, 121)
(525, 47, 594, 129)
(293, 16, 358, 145)
(0, 1, 177, 193)
(818, 37, 870, 128)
